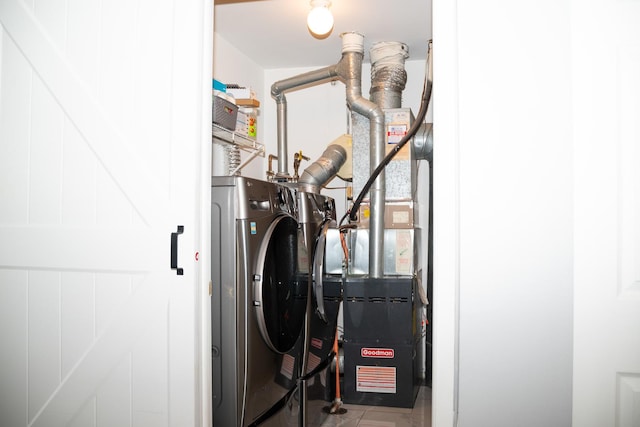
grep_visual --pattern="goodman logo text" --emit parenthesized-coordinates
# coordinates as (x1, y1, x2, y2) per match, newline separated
(361, 348, 395, 359)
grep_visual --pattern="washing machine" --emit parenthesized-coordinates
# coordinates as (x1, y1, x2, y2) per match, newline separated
(269, 191, 343, 427)
(211, 176, 308, 427)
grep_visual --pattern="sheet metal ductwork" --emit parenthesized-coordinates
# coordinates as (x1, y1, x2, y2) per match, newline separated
(366, 41, 409, 277)
(270, 32, 392, 277)
(412, 122, 433, 162)
(297, 144, 348, 193)
(270, 32, 384, 184)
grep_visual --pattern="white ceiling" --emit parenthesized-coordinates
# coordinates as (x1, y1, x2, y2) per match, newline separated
(213, 0, 432, 69)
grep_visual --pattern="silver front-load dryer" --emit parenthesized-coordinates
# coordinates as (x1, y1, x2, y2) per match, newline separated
(270, 191, 342, 427)
(211, 176, 307, 426)
(300, 192, 342, 427)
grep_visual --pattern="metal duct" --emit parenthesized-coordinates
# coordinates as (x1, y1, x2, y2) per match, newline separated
(369, 42, 409, 109)
(340, 39, 386, 278)
(365, 41, 409, 277)
(270, 32, 386, 277)
(412, 122, 433, 162)
(271, 65, 338, 177)
(298, 144, 347, 192)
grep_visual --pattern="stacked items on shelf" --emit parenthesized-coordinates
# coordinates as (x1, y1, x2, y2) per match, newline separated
(226, 84, 259, 140)
(225, 84, 260, 108)
(211, 79, 264, 175)
(212, 79, 238, 131)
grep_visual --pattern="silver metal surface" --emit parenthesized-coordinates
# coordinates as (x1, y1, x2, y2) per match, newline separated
(298, 144, 348, 191)
(271, 65, 338, 178)
(312, 219, 336, 322)
(340, 40, 386, 279)
(325, 228, 344, 275)
(211, 176, 303, 427)
(269, 32, 387, 277)
(276, 100, 289, 176)
(412, 122, 433, 161)
(347, 228, 419, 276)
(352, 108, 416, 201)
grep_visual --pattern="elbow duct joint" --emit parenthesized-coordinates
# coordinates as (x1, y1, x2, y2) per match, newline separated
(298, 144, 348, 191)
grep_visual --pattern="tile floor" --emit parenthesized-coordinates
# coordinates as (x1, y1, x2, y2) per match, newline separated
(318, 387, 432, 427)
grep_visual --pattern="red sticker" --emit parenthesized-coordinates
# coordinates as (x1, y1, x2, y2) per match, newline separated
(311, 338, 323, 350)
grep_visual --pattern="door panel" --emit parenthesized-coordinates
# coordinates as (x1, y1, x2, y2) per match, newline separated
(573, 0, 640, 425)
(0, 0, 211, 426)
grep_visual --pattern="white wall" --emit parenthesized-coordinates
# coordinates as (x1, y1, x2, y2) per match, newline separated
(212, 34, 265, 179)
(436, 0, 574, 425)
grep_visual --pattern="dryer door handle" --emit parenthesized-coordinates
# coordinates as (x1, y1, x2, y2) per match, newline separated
(313, 219, 335, 323)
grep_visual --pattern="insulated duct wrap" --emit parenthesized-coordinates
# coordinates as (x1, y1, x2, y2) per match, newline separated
(369, 42, 409, 109)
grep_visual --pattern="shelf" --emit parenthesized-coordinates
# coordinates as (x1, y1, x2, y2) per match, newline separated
(212, 123, 264, 154)
(235, 98, 260, 107)
(212, 122, 264, 175)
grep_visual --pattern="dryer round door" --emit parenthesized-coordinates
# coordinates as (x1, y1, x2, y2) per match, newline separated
(254, 215, 307, 354)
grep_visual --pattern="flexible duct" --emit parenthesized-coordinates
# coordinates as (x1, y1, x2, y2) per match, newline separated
(369, 41, 409, 109)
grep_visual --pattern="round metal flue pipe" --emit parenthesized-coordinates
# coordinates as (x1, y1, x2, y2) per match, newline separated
(298, 144, 347, 192)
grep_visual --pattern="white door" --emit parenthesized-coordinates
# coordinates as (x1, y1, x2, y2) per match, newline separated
(0, 1, 212, 426)
(573, 0, 640, 425)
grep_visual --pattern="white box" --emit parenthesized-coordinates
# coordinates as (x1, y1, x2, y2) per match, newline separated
(234, 110, 249, 136)
(226, 86, 252, 99)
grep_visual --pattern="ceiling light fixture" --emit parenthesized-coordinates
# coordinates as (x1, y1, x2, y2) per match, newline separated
(307, 0, 334, 37)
